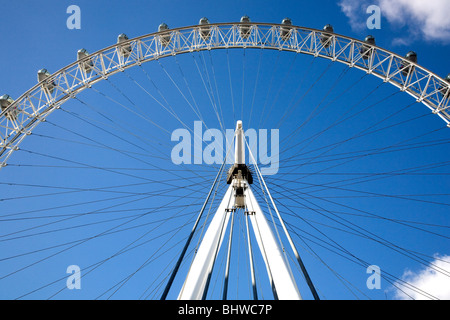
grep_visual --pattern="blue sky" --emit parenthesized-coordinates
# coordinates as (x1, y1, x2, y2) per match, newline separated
(0, 0, 449, 300)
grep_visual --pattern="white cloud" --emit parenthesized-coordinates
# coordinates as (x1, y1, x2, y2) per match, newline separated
(338, 0, 372, 31)
(339, 0, 450, 44)
(379, 0, 450, 42)
(394, 254, 450, 300)
(391, 37, 412, 47)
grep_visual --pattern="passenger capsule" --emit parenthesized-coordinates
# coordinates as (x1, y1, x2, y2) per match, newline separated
(199, 17, 211, 40)
(320, 24, 334, 48)
(240, 15, 251, 39)
(117, 33, 132, 58)
(400, 51, 417, 76)
(439, 73, 450, 98)
(280, 18, 292, 41)
(0, 94, 18, 121)
(37, 68, 55, 93)
(405, 51, 418, 63)
(158, 23, 171, 47)
(77, 48, 93, 73)
(360, 35, 375, 60)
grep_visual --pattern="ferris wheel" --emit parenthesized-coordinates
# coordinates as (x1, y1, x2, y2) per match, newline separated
(0, 16, 449, 300)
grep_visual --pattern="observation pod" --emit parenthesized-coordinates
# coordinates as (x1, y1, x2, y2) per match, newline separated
(400, 51, 417, 77)
(117, 33, 132, 58)
(158, 23, 171, 47)
(77, 48, 93, 73)
(360, 35, 375, 60)
(199, 17, 211, 41)
(280, 18, 292, 41)
(240, 15, 251, 39)
(320, 24, 334, 48)
(37, 68, 55, 93)
(439, 73, 450, 98)
(0, 94, 18, 121)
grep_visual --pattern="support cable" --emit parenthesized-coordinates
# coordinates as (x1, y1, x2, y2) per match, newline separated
(245, 138, 320, 300)
(245, 208, 258, 300)
(222, 209, 235, 300)
(160, 138, 233, 300)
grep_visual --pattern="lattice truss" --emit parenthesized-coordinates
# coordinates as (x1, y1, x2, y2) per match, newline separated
(1, 22, 449, 165)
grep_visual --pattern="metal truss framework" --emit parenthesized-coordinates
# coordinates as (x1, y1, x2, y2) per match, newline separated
(1, 22, 450, 166)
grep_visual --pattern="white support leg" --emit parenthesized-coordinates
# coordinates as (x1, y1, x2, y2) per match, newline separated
(245, 186, 302, 300)
(178, 184, 234, 300)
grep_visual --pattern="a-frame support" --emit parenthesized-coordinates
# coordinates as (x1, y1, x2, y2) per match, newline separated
(178, 121, 301, 300)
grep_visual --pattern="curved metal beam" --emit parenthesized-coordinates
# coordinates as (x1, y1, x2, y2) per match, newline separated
(1, 22, 449, 166)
